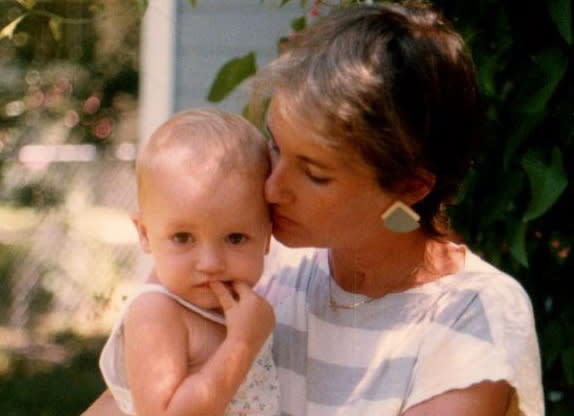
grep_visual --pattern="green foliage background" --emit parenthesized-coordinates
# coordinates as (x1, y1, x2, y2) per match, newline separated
(434, 2, 573, 414)
(0, 1, 139, 414)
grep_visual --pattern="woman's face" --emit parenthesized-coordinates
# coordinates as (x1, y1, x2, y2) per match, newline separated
(264, 95, 396, 249)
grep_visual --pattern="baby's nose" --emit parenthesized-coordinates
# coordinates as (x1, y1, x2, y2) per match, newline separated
(194, 245, 225, 274)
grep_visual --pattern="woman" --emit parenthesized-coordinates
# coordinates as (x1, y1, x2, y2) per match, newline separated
(83, 2, 543, 415)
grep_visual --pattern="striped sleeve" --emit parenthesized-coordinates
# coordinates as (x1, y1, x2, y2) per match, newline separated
(404, 275, 543, 416)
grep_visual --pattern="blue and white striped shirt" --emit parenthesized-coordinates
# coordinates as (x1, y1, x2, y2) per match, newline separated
(258, 245, 543, 416)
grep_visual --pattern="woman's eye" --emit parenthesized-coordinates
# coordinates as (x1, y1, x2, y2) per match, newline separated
(172, 232, 193, 245)
(226, 233, 248, 245)
(267, 137, 280, 155)
(306, 171, 331, 185)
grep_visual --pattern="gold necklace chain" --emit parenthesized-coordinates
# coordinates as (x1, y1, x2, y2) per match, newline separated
(327, 253, 422, 311)
(328, 276, 378, 310)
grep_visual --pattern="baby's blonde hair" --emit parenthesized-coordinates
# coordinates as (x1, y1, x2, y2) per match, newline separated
(136, 108, 269, 198)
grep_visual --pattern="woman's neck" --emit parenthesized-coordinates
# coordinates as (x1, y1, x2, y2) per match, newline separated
(329, 231, 464, 297)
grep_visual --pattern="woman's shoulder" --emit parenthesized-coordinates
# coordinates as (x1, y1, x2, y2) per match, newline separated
(459, 250, 532, 302)
(431, 249, 536, 332)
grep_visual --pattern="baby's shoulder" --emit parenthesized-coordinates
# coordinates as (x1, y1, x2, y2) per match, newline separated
(124, 290, 187, 330)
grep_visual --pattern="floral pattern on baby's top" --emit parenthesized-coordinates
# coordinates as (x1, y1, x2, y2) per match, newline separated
(228, 335, 280, 415)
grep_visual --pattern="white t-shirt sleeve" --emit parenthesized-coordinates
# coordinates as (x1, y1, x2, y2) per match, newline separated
(404, 274, 543, 416)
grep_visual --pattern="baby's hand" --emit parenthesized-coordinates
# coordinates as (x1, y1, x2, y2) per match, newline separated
(209, 281, 275, 348)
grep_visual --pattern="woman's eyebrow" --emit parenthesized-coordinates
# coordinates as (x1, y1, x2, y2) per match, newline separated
(297, 154, 333, 170)
(264, 121, 334, 170)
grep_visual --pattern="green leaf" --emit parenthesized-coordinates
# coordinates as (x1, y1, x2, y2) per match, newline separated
(135, 0, 148, 13)
(0, 15, 26, 41)
(542, 320, 563, 369)
(507, 220, 529, 267)
(477, 56, 499, 98)
(280, 0, 292, 7)
(187, 0, 198, 7)
(291, 16, 307, 32)
(479, 169, 525, 226)
(548, 0, 573, 44)
(518, 47, 568, 114)
(503, 111, 544, 170)
(207, 52, 257, 102)
(521, 147, 568, 222)
(49, 17, 62, 41)
(453, 166, 477, 204)
(15, 0, 37, 9)
(562, 347, 574, 385)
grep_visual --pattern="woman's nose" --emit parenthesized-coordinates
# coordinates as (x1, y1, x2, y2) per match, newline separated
(265, 160, 293, 204)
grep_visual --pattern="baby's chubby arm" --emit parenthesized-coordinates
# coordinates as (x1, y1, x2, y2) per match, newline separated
(123, 282, 275, 416)
(197, 280, 275, 404)
(209, 280, 275, 352)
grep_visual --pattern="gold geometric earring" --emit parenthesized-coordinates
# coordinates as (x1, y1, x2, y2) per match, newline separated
(380, 200, 420, 233)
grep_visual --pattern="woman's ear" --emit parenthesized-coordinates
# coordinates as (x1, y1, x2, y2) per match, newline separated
(401, 169, 436, 205)
(131, 213, 151, 253)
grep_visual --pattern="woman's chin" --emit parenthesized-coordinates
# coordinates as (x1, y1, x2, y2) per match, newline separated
(272, 229, 315, 249)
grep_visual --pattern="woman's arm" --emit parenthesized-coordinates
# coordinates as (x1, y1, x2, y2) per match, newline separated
(403, 380, 512, 416)
(80, 390, 129, 416)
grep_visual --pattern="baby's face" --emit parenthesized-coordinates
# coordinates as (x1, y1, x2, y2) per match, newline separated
(135, 165, 271, 310)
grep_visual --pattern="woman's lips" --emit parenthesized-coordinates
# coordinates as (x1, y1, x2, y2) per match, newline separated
(273, 213, 297, 227)
(272, 208, 295, 223)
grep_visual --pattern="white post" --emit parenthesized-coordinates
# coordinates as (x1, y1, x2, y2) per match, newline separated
(138, 0, 177, 146)
(135, 0, 177, 278)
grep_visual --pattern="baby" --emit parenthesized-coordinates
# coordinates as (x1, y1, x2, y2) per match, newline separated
(99, 108, 279, 416)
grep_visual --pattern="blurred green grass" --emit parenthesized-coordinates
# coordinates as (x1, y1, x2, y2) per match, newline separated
(0, 332, 106, 416)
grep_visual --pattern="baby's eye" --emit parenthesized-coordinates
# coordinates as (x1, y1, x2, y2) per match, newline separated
(226, 233, 248, 245)
(171, 232, 193, 245)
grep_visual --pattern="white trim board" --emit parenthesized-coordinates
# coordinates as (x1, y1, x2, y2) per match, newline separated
(138, 0, 177, 147)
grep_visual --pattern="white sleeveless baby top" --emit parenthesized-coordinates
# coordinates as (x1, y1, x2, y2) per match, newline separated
(99, 283, 280, 415)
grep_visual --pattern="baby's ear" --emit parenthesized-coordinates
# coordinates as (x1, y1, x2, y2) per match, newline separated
(131, 213, 151, 253)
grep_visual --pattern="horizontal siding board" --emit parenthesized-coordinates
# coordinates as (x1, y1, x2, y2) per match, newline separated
(177, 13, 299, 48)
(177, 49, 277, 83)
(178, 0, 301, 14)
(174, 0, 302, 112)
